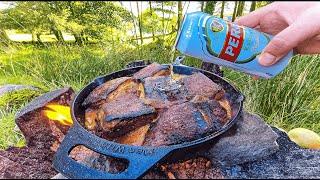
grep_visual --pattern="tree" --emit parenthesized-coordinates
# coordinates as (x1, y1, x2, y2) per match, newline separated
(201, 1, 204, 12)
(236, 1, 245, 17)
(0, 29, 11, 46)
(129, 1, 139, 44)
(220, 1, 225, 18)
(204, 1, 217, 14)
(149, 1, 155, 40)
(46, 2, 70, 43)
(0, 12, 12, 46)
(63, 1, 132, 45)
(256, 1, 270, 8)
(177, 1, 182, 30)
(136, 1, 143, 45)
(1, 2, 52, 43)
(250, 1, 256, 12)
(232, 1, 238, 21)
(152, 2, 178, 36)
(161, 2, 165, 35)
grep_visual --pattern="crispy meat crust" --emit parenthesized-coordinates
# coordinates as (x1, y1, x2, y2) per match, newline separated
(133, 63, 171, 80)
(97, 93, 156, 138)
(82, 77, 132, 107)
(181, 72, 225, 100)
(143, 100, 226, 147)
(84, 63, 231, 145)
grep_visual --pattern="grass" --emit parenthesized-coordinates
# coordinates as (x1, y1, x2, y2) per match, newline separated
(0, 89, 42, 149)
(0, 110, 26, 149)
(0, 42, 319, 150)
(0, 89, 43, 111)
(223, 54, 320, 132)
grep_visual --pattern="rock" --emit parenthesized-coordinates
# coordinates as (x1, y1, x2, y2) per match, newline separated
(0, 84, 39, 97)
(205, 112, 279, 165)
(223, 128, 320, 178)
(0, 146, 57, 179)
(0, 87, 75, 179)
(0, 155, 22, 178)
(15, 87, 75, 147)
(15, 87, 74, 120)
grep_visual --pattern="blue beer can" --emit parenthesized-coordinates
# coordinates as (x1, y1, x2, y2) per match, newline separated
(175, 12, 293, 78)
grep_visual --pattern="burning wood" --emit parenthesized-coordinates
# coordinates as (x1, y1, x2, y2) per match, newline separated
(0, 87, 75, 179)
(43, 104, 73, 126)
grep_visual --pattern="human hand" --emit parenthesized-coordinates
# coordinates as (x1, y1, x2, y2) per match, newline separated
(235, 2, 320, 67)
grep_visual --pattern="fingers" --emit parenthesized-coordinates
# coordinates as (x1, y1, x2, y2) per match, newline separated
(259, 11, 320, 66)
(234, 3, 274, 28)
(295, 35, 320, 54)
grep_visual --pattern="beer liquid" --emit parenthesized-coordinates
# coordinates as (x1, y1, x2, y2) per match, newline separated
(175, 12, 293, 78)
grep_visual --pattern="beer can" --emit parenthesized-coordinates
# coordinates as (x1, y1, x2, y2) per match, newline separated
(174, 12, 294, 78)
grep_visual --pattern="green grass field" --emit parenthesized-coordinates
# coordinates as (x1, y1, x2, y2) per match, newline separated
(0, 42, 320, 149)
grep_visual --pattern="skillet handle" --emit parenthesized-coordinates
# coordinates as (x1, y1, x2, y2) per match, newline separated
(53, 125, 174, 179)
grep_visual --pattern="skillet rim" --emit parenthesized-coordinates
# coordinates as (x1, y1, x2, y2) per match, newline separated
(70, 64, 244, 149)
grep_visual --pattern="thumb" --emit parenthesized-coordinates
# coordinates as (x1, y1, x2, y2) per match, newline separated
(259, 12, 320, 66)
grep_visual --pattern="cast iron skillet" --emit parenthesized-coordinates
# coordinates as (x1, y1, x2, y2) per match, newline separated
(53, 58, 244, 179)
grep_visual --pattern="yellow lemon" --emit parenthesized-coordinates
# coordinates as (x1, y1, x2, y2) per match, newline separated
(288, 128, 320, 149)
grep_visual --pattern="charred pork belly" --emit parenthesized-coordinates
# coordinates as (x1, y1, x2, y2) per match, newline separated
(97, 93, 157, 138)
(191, 95, 228, 123)
(84, 63, 231, 146)
(143, 99, 226, 147)
(142, 76, 188, 109)
(116, 125, 151, 146)
(83, 77, 145, 132)
(133, 63, 171, 80)
(181, 72, 225, 100)
(143, 102, 198, 146)
(84, 108, 99, 130)
(82, 77, 132, 107)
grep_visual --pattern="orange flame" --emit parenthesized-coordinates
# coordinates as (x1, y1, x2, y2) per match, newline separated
(43, 104, 73, 126)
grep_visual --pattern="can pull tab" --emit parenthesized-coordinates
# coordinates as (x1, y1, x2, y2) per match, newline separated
(173, 56, 186, 66)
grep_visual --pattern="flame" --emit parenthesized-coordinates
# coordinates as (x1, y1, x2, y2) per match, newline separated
(43, 104, 73, 126)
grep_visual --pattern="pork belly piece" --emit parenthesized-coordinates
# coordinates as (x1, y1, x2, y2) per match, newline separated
(191, 95, 227, 126)
(97, 93, 157, 138)
(181, 72, 225, 100)
(143, 102, 197, 146)
(218, 98, 232, 122)
(142, 76, 187, 109)
(116, 124, 150, 146)
(143, 100, 225, 147)
(84, 108, 99, 130)
(82, 77, 133, 107)
(133, 63, 171, 80)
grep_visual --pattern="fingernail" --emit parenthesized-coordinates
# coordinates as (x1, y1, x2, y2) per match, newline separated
(259, 52, 276, 66)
